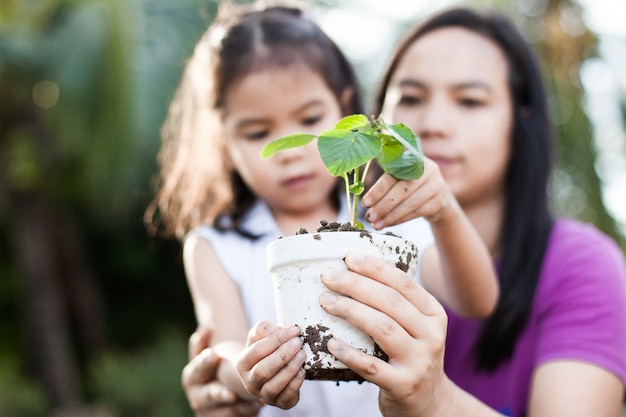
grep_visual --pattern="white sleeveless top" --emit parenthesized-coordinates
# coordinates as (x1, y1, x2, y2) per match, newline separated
(187, 200, 434, 417)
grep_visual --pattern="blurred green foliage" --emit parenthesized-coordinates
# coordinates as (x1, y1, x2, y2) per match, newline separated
(1, 0, 217, 413)
(88, 331, 190, 417)
(0, 359, 48, 417)
(0, 332, 190, 416)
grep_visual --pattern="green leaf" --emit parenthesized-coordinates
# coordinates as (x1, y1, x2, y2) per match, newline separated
(375, 120, 424, 180)
(378, 152, 424, 180)
(334, 114, 369, 130)
(317, 130, 381, 176)
(260, 133, 316, 158)
(348, 181, 365, 195)
(385, 122, 423, 161)
(377, 136, 404, 165)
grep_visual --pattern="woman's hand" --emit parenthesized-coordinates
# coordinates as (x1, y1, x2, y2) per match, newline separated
(362, 158, 454, 229)
(236, 321, 306, 410)
(182, 327, 263, 417)
(319, 252, 455, 417)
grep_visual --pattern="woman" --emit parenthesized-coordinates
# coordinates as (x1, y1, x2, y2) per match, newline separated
(237, 6, 626, 417)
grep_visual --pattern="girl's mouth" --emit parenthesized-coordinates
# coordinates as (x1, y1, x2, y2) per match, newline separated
(283, 174, 314, 189)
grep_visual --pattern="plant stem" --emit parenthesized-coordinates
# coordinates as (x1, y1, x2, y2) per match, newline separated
(351, 194, 359, 227)
(361, 160, 372, 188)
(354, 161, 373, 227)
(351, 168, 360, 228)
(342, 173, 352, 225)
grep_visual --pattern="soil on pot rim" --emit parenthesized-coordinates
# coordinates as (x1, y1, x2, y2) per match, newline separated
(290, 220, 412, 273)
(294, 219, 401, 235)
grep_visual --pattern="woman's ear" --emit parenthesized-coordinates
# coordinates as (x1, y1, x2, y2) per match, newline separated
(340, 87, 355, 114)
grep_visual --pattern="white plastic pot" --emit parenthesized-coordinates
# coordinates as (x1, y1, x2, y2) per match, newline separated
(266, 230, 418, 381)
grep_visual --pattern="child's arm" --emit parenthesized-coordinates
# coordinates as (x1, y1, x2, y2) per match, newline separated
(183, 233, 258, 401)
(362, 158, 498, 318)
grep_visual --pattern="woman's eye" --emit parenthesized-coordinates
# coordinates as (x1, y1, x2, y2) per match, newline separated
(459, 98, 483, 108)
(398, 95, 422, 106)
(302, 115, 322, 126)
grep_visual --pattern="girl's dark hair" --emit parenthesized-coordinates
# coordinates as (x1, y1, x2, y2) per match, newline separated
(146, 1, 363, 240)
(374, 7, 555, 371)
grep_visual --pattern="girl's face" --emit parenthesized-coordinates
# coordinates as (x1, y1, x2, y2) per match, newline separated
(222, 66, 342, 215)
(382, 27, 513, 210)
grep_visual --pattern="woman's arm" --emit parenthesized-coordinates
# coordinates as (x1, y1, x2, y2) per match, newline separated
(362, 160, 498, 318)
(528, 361, 623, 417)
(183, 234, 257, 401)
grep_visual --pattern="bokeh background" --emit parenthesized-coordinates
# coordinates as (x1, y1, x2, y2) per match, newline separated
(1, 0, 624, 416)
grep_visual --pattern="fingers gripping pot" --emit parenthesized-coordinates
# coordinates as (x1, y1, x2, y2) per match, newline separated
(266, 230, 418, 381)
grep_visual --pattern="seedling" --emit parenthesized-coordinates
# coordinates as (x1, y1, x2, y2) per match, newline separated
(260, 114, 424, 229)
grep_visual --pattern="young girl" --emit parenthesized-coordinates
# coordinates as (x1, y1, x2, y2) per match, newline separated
(147, 2, 498, 416)
(238, 6, 626, 417)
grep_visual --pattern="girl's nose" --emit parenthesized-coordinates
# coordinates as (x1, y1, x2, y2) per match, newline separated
(273, 140, 310, 164)
(272, 125, 315, 163)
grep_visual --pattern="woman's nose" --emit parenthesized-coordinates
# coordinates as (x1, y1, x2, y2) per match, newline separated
(417, 98, 450, 140)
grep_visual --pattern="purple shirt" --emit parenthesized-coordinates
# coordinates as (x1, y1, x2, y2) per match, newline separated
(444, 218, 626, 417)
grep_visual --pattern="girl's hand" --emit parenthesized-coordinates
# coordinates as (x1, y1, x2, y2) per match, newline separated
(182, 327, 263, 417)
(363, 157, 454, 229)
(319, 252, 455, 417)
(236, 321, 306, 410)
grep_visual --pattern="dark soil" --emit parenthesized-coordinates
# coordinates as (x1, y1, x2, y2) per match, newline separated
(295, 220, 361, 234)
(295, 219, 401, 237)
(302, 324, 388, 382)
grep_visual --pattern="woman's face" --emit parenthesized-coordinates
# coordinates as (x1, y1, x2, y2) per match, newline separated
(382, 27, 513, 210)
(222, 66, 342, 216)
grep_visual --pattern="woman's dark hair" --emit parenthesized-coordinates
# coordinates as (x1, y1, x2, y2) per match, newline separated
(146, 1, 364, 240)
(374, 7, 555, 371)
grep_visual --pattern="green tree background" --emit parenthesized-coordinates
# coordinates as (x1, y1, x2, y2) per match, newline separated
(0, 0, 624, 415)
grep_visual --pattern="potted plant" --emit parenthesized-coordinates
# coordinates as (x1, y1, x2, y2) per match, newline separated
(261, 114, 424, 381)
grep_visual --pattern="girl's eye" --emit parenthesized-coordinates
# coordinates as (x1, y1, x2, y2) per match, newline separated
(301, 115, 322, 126)
(245, 129, 269, 141)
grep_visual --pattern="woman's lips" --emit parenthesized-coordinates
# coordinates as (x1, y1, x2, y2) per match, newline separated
(428, 155, 456, 169)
